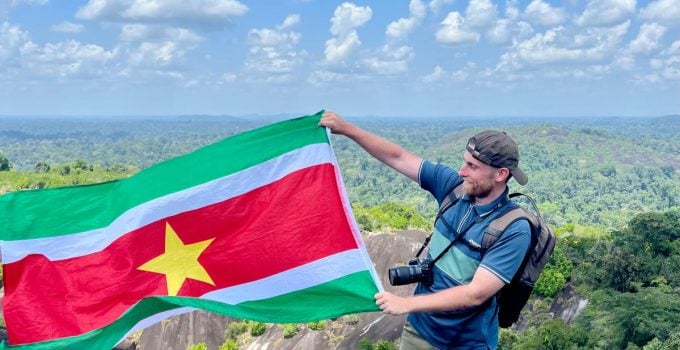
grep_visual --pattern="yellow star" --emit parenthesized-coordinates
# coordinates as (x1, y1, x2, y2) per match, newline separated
(138, 222, 215, 296)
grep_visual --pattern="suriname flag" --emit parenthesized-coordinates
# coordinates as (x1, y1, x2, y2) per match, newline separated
(0, 111, 382, 349)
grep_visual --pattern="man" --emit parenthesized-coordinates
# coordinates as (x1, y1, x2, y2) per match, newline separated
(319, 111, 531, 350)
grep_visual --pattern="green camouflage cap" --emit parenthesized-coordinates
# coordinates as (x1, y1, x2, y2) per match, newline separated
(466, 130, 528, 185)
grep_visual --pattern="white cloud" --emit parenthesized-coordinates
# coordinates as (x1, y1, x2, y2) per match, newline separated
(389, 4, 423, 38)
(465, 0, 497, 28)
(0, 21, 29, 62)
(496, 21, 631, 72)
(324, 3, 372, 65)
(277, 14, 300, 30)
(524, 0, 567, 26)
(76, 0, 248, 27)
(122, 27, 202, 70)
(422, 64, 472, 83)
(662, 40, 680, 56)
(386, 0, 426, 40)
(575, 0, 636, 27)
(626, 22, 666, 55)
(245, 15, 305, 75)
(640, 0, 680, 23)
(222, 72, 237, 82)
(429, 0, 453, 15)
(436, 12, 480, 45)
(20, 39, 117, 78)
(661, 56, 680, 79)
(1, 21, 118, 81)
(307, 69, 348, 86)
(120, 25, 202, 43)
(363, 44, 414, 75)
(484, 0, 534, 44)
(386, 17, 419, 40)
(120, 24, 150, 41)
(505, 0, 520, 21)
(487, 19, 511, 44)
(127, 41, 184, 67)
(325, 32, 360, 65)
(51, 21, 85, 33)
(248, 28, 300, 48)
(410, 0, 427, 19)
(639, 54, 680, 83)
(329, 2, 372, 37)
(487, 19, 534, 44)
(423, 65, 446, 83)
(646, 41, 680, 81)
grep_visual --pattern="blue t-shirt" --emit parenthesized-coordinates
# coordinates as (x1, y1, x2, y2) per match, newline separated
(408, 160, 531, 350)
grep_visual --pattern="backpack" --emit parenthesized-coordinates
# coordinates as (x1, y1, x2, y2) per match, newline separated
(437, 183, 557, 328)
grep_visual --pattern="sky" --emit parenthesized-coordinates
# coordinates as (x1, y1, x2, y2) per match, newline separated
(0, 0, 678, 118)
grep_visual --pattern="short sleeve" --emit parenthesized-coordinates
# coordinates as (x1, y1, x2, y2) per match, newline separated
(419, 160, 463, 205)
(478, 219, 532, 284)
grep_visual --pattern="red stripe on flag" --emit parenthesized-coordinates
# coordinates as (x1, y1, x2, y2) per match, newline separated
(3, 163, 358, 344)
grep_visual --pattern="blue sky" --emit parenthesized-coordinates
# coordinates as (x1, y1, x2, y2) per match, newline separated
(1, 0, 678, 117)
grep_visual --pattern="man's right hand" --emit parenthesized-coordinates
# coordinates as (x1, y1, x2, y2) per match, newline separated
(319, 110, 353, 135)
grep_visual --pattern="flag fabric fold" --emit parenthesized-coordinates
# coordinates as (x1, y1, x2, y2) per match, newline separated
(0, 111, 382, 349)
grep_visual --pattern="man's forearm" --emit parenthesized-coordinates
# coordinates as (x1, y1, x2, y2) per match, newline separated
(320, 111, 421, 181)
(407, 284, 487, 313)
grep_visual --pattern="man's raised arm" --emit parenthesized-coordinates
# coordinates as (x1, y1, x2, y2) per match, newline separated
(319, 111, 422, 182)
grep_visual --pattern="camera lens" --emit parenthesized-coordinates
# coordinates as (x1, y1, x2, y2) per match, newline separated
(389, 264, 423, 286)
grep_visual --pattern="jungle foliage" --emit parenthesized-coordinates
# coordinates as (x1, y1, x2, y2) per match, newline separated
(0, 114, 678, 349)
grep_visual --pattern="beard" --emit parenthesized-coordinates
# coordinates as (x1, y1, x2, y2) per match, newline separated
(462, 177, 494, 199)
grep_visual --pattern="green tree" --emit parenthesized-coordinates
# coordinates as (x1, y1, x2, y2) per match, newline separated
(282, 324, 299, 338)
(187, 343, 207, 350)
(307, 320, 327, 331)
(34, 161, 50, 173)
(0, 153, 11, 171)
(514, 319, 586, 350)
(577, 287, 680, 348)
(225, 321, 249, 339)
(250, 322, 266, 336)
(534, 244, 573, 297)
(218, 339, 238, 350)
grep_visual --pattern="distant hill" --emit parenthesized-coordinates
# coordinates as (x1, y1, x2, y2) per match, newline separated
(1, 115, 678, 230)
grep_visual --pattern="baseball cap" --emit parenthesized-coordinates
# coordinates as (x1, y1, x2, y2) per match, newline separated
(466, 130, 528, 185)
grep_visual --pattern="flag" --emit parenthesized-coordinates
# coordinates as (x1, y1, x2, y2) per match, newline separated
(0, 111, 381, 349)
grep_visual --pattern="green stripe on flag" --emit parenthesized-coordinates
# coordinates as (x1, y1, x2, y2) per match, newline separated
(0, 111, 327, 240)
(0, 271, 379, 350)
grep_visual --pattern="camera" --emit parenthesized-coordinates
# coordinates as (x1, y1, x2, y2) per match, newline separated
(388, 258, 434, 286)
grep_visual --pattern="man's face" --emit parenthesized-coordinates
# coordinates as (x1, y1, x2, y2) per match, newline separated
(458, 151, 497, 199)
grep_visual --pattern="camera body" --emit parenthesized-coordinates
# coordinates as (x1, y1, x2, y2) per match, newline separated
(388, 258, 434, 286)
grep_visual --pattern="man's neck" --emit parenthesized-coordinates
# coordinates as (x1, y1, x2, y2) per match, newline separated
(473, 185, 507, 206)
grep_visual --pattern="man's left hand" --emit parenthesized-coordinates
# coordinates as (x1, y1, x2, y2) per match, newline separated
(375, 292, 411, 315)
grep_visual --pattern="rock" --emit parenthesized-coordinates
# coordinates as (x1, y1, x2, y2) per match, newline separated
(550, 283, 589, 324)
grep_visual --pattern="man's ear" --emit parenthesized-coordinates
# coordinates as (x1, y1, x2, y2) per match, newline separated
(496, 168, 511, 183)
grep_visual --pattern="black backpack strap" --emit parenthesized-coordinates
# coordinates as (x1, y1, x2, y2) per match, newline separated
(414, 181, 464, 259)
(482, 207, 532, 250)
(481, 192, 542, 251)
(438, 182, 464, 217)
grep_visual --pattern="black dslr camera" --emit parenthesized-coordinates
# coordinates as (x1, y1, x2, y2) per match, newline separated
(388, 258, 434, 286)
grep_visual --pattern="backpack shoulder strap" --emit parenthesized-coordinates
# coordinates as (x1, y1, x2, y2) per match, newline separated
(438, 181, 464, 217)
(482, 192, 543, 250)
(482, 207, 530, 250)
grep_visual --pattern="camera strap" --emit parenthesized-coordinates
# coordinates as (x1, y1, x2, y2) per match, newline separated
(430, 223, 474, 266)
(415, 182, 464, 259)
